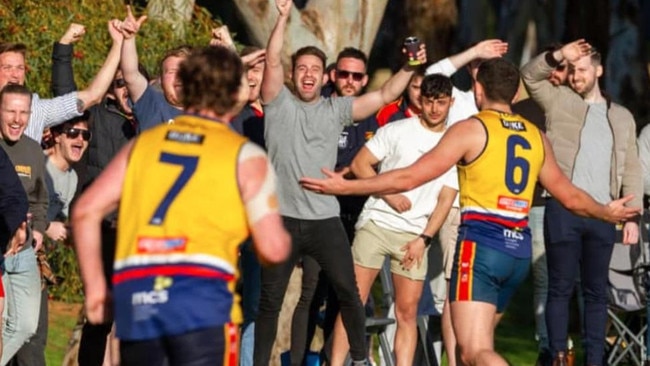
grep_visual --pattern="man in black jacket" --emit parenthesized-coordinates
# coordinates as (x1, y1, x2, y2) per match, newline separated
(50, 23, 138, 366)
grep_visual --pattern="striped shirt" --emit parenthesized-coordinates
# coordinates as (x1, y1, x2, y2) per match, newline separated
(24, 92, 81, 143)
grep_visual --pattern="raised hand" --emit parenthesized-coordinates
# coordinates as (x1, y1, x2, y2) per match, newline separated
(59, 23, 86, 45)
(241, 49, 266, 68)
(108, 19, 125, 43)
(209, 25, 236, 50)
(473, 39, 508, 60)
(276, 0, 292, 17)
(413, 42, 428, 66)
(121, 5, 147, 40)
(560, 39, 592, 63)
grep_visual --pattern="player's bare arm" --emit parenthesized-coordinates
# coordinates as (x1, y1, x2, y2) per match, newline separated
(237, 143, 291, 265)
(538, 134, 640, 223)
(72, 140, 133, 324)
(300, 117, 479, 196)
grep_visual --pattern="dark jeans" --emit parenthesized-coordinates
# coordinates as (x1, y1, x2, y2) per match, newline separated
(9, 287, 48, 366)
(78, 220, 116, 366)
(78, 322, 113, 366)
(240, 238, 261, 329)
(254, 217, 366, 364)
(120, 325, 235, 366)
(544, 198, 615, 365)
(290, 255, 322, 366)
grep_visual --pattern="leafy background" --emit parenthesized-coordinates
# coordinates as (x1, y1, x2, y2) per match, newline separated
(0, 0, 219, 98)
(0, 0, 221, 301)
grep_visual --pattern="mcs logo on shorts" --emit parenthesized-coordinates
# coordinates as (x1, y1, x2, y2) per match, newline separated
(132, 290, 168, 305)
(503, 228, 524, 241)
(131, 276, 173, 305)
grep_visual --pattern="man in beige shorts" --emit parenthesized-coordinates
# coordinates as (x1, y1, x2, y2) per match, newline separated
(327, 74, 458, 365)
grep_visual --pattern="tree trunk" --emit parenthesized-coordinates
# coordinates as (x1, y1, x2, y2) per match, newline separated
(233, 0, 388, 66)
(146, 0, 196, 38)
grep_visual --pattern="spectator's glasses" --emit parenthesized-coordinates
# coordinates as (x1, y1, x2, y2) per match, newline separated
(113, 78, 126, 89)
(336, 70, 365, 82)
(555, 64, 567, 72)
(63, 128, 92, 141)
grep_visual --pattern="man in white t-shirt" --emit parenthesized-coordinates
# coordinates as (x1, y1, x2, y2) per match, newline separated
(329, 74, 458, 365)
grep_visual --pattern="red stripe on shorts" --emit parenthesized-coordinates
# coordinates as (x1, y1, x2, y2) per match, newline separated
(456, 240, 476, 301)
(224, 322, 239, 366)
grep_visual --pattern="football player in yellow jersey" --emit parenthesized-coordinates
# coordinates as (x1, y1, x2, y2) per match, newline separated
(300, 57, 641, 366)
(72, 46, 290, 366)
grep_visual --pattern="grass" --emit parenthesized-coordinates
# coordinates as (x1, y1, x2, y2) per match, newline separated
(47, 273, 633, 366)
(47, 301, 82, 365)
(441, 272, 586, 366)
(495, 272, 541, 365)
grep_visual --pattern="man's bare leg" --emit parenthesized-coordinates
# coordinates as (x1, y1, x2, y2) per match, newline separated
(329, 265, 379, 366)
(450, 300, 507, 366)
(392, 274, 423, 366)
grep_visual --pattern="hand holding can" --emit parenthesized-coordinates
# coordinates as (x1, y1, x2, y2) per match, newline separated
(404, 36, 422, 66)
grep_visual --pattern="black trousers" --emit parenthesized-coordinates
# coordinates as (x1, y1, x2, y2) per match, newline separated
(253, 217, 366, 364)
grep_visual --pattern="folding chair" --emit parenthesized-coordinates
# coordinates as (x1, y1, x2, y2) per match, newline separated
(606, 211, 650, 366)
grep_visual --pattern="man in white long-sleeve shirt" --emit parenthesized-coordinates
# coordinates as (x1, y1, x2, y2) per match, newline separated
(0, 34, 121, 142)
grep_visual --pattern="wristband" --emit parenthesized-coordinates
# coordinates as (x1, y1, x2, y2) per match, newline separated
(419, 233, 433, 247)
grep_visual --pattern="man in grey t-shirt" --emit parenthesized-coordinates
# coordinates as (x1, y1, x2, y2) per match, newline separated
(253, 1, 427, 365)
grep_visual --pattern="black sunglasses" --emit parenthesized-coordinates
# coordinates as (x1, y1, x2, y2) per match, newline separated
(555, 64, 567, 72)
(63, 127, 92, 141)
(113, 78, 126, 89)
(336, 70, 364, 82)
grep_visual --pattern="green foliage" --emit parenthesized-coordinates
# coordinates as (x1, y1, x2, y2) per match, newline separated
(47, 239, 84, 303)
(0, 0, 220, 97)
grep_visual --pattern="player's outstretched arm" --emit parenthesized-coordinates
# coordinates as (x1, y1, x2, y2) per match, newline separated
(538, 134, 640, 223)
(72, 140, 133, 324)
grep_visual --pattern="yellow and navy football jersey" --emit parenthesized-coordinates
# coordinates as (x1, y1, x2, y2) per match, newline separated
(458, 110, 545, 258)
(114, 115, 249, 340)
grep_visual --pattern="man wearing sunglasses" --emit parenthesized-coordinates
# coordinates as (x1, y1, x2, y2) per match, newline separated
(51, 23, 139, 366)
(45, 118, 91, 243)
